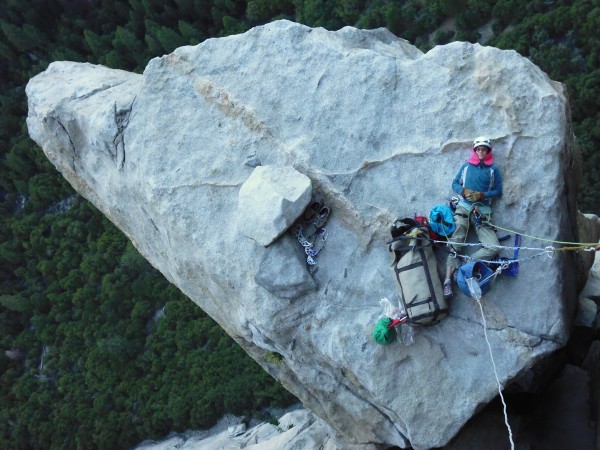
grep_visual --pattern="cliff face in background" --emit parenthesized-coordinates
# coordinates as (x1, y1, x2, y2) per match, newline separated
(26, 20, 587, 449)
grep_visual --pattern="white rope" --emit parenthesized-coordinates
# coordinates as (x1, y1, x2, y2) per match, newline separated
(466, 278, 515, 450)
(434, 239, 553, 253)
(448, 248, 554, 266)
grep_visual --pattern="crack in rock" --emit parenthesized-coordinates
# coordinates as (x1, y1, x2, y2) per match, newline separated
(111, 97, 135, 170)
(74, 80, 128, 101)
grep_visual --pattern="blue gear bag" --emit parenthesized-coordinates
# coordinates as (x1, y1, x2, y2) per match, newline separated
(428, 205, 456, 237)
(456, 261, 494, 297)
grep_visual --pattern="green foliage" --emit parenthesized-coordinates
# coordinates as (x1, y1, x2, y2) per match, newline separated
(455, 0, 495, 37)
(440, 0, 466, 16)
(356, 0, 443, 42)
(294, 0, 343, 29)
(0, 295, 33, 313)
(433, 28, 455, 45)
(221, 15, 250, 36)
(111, 26, 146, 68)
(334, 0, 366, 24)
(266, 351, 284, 364)
(1, 196, 295, 449)
(0, 22, 46, 52)
(155, 25, 188, 52)
(247, 0, 295, 24)
(178, 20, 206, 44)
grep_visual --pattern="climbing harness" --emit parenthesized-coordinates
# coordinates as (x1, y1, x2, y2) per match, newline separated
(431, 203, 600, 270)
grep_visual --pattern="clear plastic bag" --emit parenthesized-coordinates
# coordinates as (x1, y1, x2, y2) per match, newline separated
(380, 297, 414, 346)
(380, 297, 404, 320)
(400, 325, 415, 346)
(466, 277, 482, 301)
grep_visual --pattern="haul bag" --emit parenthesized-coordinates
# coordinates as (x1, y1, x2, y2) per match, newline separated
(390, 233, 448, 325)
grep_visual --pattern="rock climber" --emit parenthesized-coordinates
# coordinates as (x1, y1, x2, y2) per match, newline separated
(443, 137, 503, 300)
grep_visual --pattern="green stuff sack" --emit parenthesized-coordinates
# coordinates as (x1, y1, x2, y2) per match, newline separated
(373, 317, 396, 345)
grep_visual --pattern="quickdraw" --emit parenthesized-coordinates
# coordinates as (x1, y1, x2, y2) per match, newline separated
(294, 224, 328, 272)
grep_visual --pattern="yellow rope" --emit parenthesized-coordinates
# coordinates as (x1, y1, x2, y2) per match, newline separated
(489, 221, 600, 248)
(554, 245, 594, 252)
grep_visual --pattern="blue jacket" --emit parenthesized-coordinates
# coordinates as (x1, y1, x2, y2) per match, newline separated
(452, 161, 502, 212)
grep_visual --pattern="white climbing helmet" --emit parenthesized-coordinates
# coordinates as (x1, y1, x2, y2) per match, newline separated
(472, 137, 492, 151)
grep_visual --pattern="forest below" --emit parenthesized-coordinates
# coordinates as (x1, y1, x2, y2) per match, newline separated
(2, 0, 600, 449)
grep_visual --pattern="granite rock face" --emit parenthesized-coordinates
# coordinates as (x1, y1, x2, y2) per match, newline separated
(134, 409, 334, 450)
(27, 20, 586, 449)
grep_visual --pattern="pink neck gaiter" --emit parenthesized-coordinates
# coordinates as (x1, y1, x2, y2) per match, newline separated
(466, 149, 493, 166)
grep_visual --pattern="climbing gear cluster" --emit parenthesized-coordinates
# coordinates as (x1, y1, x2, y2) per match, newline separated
(375, 204, 599, 335)
(293, 198, 331, 273)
